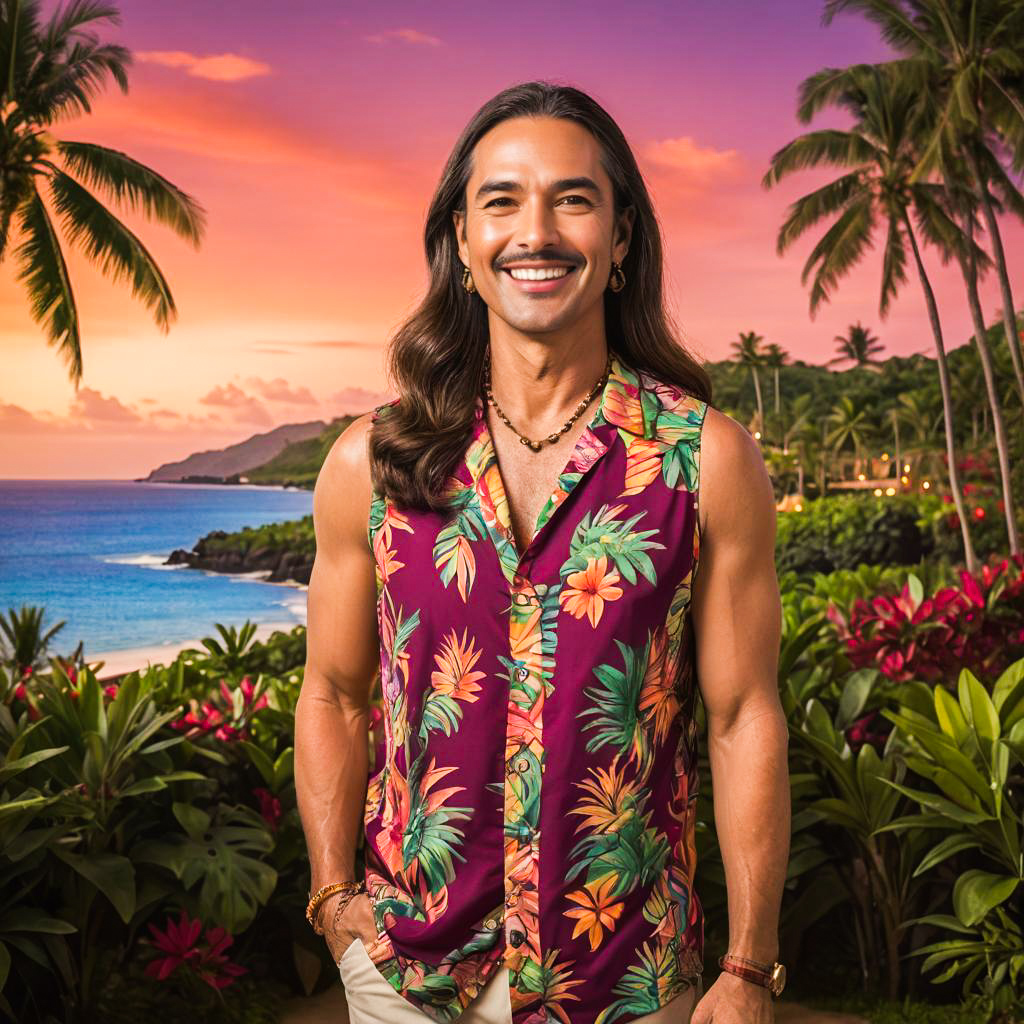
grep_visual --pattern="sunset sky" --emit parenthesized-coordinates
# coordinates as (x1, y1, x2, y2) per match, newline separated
(3, 0, 1022, 479)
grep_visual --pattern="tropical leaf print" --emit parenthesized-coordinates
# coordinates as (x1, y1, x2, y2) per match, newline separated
(420, 626, 485, 736)
(577, 636, 655, 776)
(403, 755, 473, 891)
(621, 437, 662, 496)
(433, 488, 487, 601)
(563, 503, 665, 587)
(593, 939, 689, 1024)
(657, 404, 706, 492)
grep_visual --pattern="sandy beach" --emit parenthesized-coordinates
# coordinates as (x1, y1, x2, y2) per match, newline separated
(88, 619, 304, 680)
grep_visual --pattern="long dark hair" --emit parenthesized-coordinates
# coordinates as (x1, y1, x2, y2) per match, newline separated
(370, 79, 712, 513)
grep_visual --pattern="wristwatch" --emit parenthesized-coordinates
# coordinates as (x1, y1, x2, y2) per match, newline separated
(718, 953, 786, 997)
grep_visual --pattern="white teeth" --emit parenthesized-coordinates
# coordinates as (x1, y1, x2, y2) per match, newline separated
(507, 266, 572, 281)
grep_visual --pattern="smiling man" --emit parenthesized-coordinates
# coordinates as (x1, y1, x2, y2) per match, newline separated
(295, 80, 790, 1024)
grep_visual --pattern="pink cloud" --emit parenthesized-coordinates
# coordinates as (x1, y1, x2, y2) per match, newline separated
(198, 383, 273, 425)
(71, 387, 143, 424)
(243, 376, 318, 404)
(642, 135, 746, 187)
(364, 28, 442, 46)
(135, 50, 272, 82)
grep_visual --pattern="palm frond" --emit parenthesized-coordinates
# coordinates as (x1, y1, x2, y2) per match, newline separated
(773, 170, 868, 256)
(56, 141, 206, 244)
(879, 215, 909, 319)
(762, 130, 878, 189)
(12, 184, 82, 381)
(800, 198, 876, 317)
(47, 167, 176, 328)
(822, 0, 942, 59)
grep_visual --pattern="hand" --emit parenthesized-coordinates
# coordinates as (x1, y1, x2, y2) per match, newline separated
(691, 970, 775, 1023)
(321, 890, 379, 966)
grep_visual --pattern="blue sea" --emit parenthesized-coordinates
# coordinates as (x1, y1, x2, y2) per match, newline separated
(0, 480, 314, 656)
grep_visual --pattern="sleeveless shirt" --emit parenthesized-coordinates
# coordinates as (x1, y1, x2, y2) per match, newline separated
(362, 350, 708, 1024)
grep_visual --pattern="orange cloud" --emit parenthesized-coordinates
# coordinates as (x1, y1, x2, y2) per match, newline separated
(135, 50, 272, 82)
(198, 383, 273, 425)
(642, 135, 745, 188)
(71, 387, 143, 424)
(364, 28, 442, 46)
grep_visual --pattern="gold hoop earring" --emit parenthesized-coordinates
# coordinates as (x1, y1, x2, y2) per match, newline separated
(462, 266, 476, 294)
(608, 260, 626, 293)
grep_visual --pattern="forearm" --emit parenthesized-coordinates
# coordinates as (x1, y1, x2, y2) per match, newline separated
(294, 673, 370, 891)
(707, 706, 790, 962)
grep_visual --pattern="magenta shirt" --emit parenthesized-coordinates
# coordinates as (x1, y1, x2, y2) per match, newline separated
(361, 351, 707, 1023)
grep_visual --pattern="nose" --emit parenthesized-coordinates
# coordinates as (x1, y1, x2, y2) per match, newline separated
(514, 195, 561, 253)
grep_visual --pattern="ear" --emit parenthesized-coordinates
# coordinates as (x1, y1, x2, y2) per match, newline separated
(614, 205, 636, 263)
(452, 209, 469, 266)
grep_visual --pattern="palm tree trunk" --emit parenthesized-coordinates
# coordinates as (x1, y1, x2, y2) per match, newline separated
(961, 144, 1024, 412)
(954, 194, 1020, 555)
(902, 211, 978, 573)
(892, 410, 901, 484)
(751, 366, 765, 437)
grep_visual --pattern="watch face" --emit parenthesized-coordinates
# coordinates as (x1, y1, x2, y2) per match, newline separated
(770, 963, 786, 995)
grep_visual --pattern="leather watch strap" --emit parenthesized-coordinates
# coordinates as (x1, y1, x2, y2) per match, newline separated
(718, 953, 786, 996)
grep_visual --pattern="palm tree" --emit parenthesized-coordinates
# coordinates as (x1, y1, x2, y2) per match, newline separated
(826, 394, 876, 479)
(762, 61, 981, 571)
(729, 330, 766, 436)
(823, 0, 1024, 412)
(827, 320, 885, 372)
(762, 341, 790, 430)
(0, 0, 206, 387)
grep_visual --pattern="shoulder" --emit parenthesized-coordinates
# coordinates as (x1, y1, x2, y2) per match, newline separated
(313, 411, 377, 555)
(698, 405, 776, 545)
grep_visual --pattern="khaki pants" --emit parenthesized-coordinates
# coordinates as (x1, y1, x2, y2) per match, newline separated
(339, 938, 703, 1023)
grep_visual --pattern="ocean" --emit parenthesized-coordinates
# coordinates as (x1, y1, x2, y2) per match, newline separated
(0, 480, 314, 659)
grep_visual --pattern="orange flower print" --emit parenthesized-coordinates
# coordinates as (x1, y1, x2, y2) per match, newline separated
(564, 874, 624, 951)
(559, 555, 623, 627)
(431, 627, 485, 702)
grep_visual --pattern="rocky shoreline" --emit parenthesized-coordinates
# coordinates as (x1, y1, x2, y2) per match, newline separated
(165, 529, 314, 585)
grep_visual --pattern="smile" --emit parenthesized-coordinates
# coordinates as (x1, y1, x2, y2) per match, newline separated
(502, 266, 577, 293)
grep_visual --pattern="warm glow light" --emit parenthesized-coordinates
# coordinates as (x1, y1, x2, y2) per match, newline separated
(881, 453, 889, 461)
(794, 503, 802, 512)
(903, 463, 910, 473)
(857, 473, 866, 481)
(873, 488, 883, 496)
(923, 481, 930, 489)
(885, 487, 896, 496)
(901, 475, 909, 483)
(754, 431, 761, 440)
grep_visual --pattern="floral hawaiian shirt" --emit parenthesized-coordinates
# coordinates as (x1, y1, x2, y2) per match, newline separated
(361, 349, 708, 1024)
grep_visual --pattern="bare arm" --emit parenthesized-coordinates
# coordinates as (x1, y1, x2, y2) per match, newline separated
(294, 412, 380, 953)
(690, 407, 789, 1016)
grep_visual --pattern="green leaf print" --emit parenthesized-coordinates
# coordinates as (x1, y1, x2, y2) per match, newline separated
(565, 504, 665, 586)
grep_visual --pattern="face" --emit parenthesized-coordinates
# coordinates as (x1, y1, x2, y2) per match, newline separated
(452, 115, 634, 338)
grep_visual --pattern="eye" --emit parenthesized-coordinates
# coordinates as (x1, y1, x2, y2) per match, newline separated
(561, 195, 591, 205)
(484, 197, 513, 207)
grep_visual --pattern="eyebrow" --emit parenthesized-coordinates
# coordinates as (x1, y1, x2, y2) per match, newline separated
(474, 176, 602, 202)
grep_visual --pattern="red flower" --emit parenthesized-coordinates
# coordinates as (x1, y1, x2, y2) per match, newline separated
(253, 787, 282, 831)
(144, 908, 203, 981)
(104, 684, 119, 700)
(144, 909, 247, 990)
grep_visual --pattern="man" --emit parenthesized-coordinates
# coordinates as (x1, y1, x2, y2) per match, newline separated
(295, 81, 789, 1024)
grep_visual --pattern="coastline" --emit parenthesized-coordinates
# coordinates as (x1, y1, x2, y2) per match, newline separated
(88, 618, 304, 680)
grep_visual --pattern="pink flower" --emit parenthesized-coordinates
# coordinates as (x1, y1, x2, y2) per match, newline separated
(104, 684, 119, 699)
(13, 683, 27, 700)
